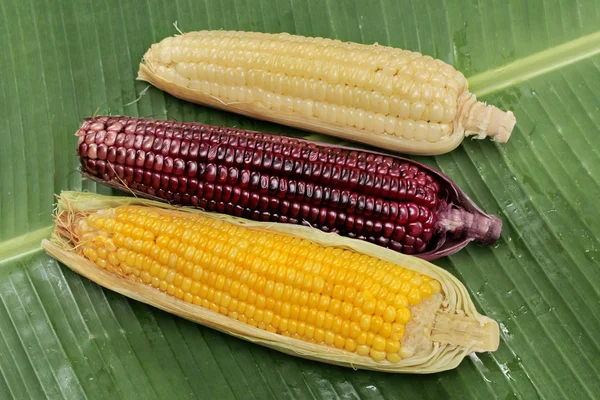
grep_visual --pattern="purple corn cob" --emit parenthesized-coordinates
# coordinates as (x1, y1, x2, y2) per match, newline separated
(76, 116, 501, 260)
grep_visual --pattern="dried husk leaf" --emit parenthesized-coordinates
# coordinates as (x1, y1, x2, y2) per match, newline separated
(43, 191, 499, 374)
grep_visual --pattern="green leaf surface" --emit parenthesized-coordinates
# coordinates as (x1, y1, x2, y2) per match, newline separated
(1, 0, 599, 398)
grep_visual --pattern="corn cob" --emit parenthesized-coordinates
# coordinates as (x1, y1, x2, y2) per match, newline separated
(43, 191, 499, 373)
(137, 30, 516, 155)
(77, 116, 502, 260)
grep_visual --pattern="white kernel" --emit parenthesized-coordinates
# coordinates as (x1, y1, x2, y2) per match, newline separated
(336, 106, 347, 125)
(171, 46, 183, 63)
(316, 81, 327, 101)
(365, 112, 376, 132)
(402, 119, 415, 139)
(426, 123, 443, 142)
(410, 101, 426, 120)
(374, 114, 385, 134)
(385, 117, 396, 134)
(421, 84, 433, 103)
(326, 104, 337, 123)
(355, 110, 365, 130)
(379, 97, 389, 115)
(415, 121, 428, 140)
(443, 107, 456, 123)
(370, 92, 381, 112)
(408, 85, 421, 102)
(346, 108, 356, 127)
(159, 48, 172, 64)
(281, 96, 294, 113)
(430, 102, 444, 122)
(399, 100, 411, 119)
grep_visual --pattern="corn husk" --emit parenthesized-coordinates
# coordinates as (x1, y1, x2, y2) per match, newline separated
(42, 191, 499, 374)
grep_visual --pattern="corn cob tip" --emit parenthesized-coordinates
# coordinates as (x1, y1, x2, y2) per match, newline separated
(460, 95, 516, 143)
(436, 209, 502, 246)
(432, 312, 499, 353)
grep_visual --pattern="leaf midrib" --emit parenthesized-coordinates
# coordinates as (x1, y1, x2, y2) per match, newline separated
(2, 30, 599, 265)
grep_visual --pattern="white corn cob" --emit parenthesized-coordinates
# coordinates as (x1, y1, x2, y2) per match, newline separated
(138, 30, 516, 155)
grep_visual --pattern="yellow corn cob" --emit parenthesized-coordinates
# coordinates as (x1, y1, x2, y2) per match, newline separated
(43, 192, 499, 373)
(137, 30, 516, 155)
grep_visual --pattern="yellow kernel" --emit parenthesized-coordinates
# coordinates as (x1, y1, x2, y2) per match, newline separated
(332, 316, 343, 333)
(151, 277, 160, 288)
(273, 283, 284, 300)
(370, 349, 386, 361)
(374, 300, 387, 316)
(295, 321, 306, 336)
(83, 247, 98, 262)
(108, 253, 120, 267)
(394, 294, 408, 309)
(319, 312, 331, 329)
(408, 288, 422, 305)
(366, 332, 376, 346)
(340, 302, 353, 320)
(333, 334, 345, 349)
(344, 287, 357, 303)
(383, 306, 396, 323)
(254, 309, 264, 323)
(324, 330, 335, 346)
(190, 282, 201, 296)
(410, 275, 423, 287)
(372, 335, 386, 352)
(363, 299, 376, 314)
(386, 339, 401, 353)
(115, 247, 127, 262)
(288, 320, 298, 335)
(96, 258, 107, 269)
(349, 323, 361, 339)
(159, 280, 167, 292)
(141, 271, 152, 284)
(429, 280, 442, 294)
(359, 314, 371, 331)
(350, 307, 362, 323)
(356, 345, 370, 357)
(271, 315, 281, 329)
(149, 261, 160, 277)
(317, 296, 331, 312)
(370, 283, 381, 297)
(180, 277, 192, 293)
(245, 305, 256, 320)
(96, 247, 107, 260)
(158, 249, 169, 265)
(314, 328, 325, 343)
(379, 322, 392, 338)
(356, 332, 367, 345)
(305, 325, 315, 339)
(306, 292, 319, 309)
(126, 251, 136, 267)
(353, 292, 365, 308)
(386, 352, 401, 363)
(264, 310, 274, 325)
(315, 311, 326, 328)
(344, 338, 357, 353)
(370, 316, 383, 333)
(395, 308, 411, 325)
(390, 323, 405, 341)
(123, 237, 134, 250)
(290, 305, 300, 320)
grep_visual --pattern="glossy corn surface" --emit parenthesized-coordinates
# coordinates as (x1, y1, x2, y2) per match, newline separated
(138, 30, 516, 155)
(73, 204, 442, 362)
